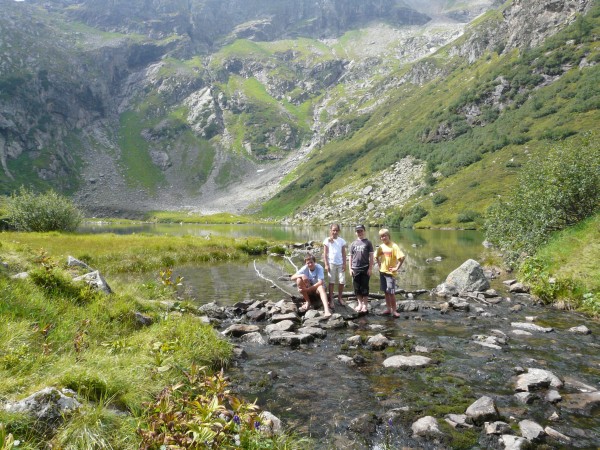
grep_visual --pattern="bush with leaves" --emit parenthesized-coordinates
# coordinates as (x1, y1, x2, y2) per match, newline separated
(138, 365, 307, 449)
(6, 187, 83, 232)
(485, 132, 600, 266)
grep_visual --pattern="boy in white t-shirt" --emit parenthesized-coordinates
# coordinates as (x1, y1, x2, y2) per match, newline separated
(323, 223, 347, 307)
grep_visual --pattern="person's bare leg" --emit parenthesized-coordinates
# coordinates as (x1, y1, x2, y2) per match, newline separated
(318, 286, 332, 317)
(296, 278, 312, 311)
(328, 283, 334, 308)
(338, 284, 345, 306)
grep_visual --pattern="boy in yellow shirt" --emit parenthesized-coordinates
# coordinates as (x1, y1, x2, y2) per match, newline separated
(375, 228, 405, 318)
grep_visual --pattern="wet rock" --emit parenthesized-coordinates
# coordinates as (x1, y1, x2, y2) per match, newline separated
(511, 322, 553, 333)
(246, 309, 267, 321)
(368, 324, 386, 331)
(568, 325, 591, 335)
(270, 312, 300, 323)
(268, 331, 314, 346)
(322, 315, 346, 329)
(465, 396, 500, 426)
(519, 419, 545, 442)
(265, 320, 296, 334)
(4, 387, 81, 424)
(232, 346, 247, 359)
(346, 335, 363, 346)
(445, 414, 473, 429)
(412, 416, 442, 437)
(222, 324, 260, 337)
(448, 297, 470, 311)
(434, 259, 490, 297)
(349, 412, 380, 435)
(509, 304, 523, 312)
(484, 421, 510, 434)
(499, 434, 527, 449)
(544, 426, 571, 443)
(483, 289, 499, 297)
(240, 332, 266, 344)
(73, 270, 112, 294)
(397, 300, 420, 312)
(383, 355, 432, 369)
(367, 333, 390, 350)
(297, 326, 327, 339)
(198, 302, 227, 319)
(515, 368, 563, 392)
(272, 299, 297, 314)
(303, 309, 321, 320)
(134, 312, 153, 326)
(509, 283, 529, 293)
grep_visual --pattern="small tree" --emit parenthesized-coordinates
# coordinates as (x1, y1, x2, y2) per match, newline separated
(6, 187, 83, 232)
(485, 132, 599, 267)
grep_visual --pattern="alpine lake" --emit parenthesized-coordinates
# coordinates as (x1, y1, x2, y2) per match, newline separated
(79, 223, 600, 449)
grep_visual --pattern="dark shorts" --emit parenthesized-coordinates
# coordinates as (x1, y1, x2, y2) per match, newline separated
(352, 272, 370, 296)
(380, 273, 396, 294)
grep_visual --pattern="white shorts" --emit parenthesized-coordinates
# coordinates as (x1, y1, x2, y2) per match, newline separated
(327, 263, 346, 286)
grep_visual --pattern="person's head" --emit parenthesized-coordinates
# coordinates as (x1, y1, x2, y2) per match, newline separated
(378, 228, 391, 244)
(355, 224, 366, 238)
(329, 223, 340, 237)
(304, 254, 316, 267)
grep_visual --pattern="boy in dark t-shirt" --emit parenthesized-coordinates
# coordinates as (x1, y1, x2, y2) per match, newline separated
(348, 224, 374, 313)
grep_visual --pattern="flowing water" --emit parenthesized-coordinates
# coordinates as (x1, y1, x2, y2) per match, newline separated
(83, 224, 600, 448)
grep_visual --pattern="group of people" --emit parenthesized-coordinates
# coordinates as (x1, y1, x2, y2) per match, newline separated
(291, 223, 405, 318)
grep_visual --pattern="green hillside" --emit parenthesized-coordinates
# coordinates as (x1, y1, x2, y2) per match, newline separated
(260, 4, 600, 227)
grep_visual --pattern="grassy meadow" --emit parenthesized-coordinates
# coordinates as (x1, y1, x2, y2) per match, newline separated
(0, 231, 302, 448)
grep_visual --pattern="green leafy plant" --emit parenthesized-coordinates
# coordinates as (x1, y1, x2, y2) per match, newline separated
(485, 132, 600, 266)
(137, 365, 263, 449)
(6, 187, 83, 232)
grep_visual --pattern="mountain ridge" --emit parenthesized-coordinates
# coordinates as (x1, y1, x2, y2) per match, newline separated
(0, 0, 597, 223)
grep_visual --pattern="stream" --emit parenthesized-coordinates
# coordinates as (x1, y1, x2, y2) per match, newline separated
(88, 224, 600, 448)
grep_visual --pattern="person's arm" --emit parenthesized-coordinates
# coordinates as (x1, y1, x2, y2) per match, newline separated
(392, 246, 405, 272)
(368, 252, 374, 276)
(323, 243, 330, 272)
(342, 244, 347, 271)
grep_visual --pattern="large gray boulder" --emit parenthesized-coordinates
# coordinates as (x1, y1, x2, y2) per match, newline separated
(434, 259, 490, 297)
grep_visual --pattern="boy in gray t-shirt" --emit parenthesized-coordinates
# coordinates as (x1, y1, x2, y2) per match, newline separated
(348, 224, 374, 313)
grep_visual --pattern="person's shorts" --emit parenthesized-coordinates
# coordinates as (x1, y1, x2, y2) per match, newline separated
(352, 272, 370, 296)
(328, 263, 345, 285)
(379, 272, 397, 294)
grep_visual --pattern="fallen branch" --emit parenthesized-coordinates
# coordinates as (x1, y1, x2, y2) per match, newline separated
(463, 293, 492, 305)
(253, 260, 296, 298)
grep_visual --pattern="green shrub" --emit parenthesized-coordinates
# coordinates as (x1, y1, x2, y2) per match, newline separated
(6, 187, 83, 232)
(485, 132, 600, 266)
(432, 193, 448, 206)
(457, 210, 480, 223)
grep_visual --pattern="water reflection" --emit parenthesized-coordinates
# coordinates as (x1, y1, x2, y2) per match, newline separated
(80, 223, 489, 293)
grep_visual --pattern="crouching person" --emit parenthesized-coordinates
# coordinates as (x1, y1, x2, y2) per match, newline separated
(291, 254, 332, 318)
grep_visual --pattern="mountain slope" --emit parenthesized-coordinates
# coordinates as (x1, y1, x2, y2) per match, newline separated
(0, 0, 597, 222)
(261, 0, 599, 227)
